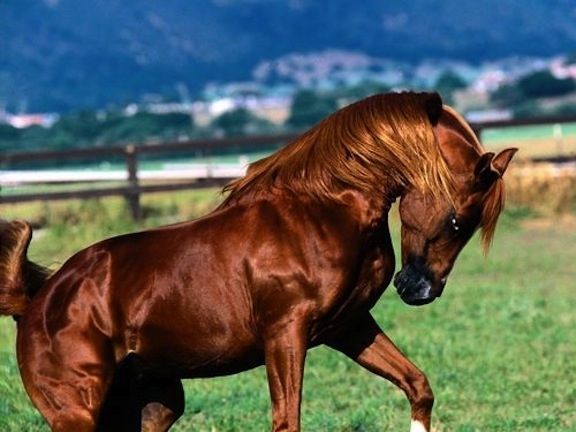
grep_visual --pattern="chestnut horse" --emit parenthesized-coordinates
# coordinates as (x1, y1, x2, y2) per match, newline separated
(0, 92, 516, 432)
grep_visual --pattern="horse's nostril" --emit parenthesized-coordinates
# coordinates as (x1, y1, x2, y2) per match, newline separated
(394, 265, 438, 306)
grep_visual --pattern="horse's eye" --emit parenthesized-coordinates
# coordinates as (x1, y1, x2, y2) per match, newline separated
(450, 215, 460, 232)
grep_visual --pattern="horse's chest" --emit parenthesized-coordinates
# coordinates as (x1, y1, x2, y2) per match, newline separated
(351, 249, 394, 306)
(318, 245, 394, 325)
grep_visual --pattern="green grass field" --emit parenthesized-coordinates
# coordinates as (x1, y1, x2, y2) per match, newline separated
(481, 122, 576, 159)
(1, 194, 575, 431)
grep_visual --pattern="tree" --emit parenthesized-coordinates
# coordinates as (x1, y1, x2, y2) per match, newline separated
(490, 83, 526, 108)
(517, 70, 576, 99)
(80, 111, 195, 145)
(286, 89, 338, 130)
(434, 71, 467, 104)
(52, 110, 102, 145)
(211, 108, 273, 137)
(0, 124, 22, 152)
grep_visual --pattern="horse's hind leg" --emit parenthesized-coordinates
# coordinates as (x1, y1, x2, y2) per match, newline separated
(97, 353, 185, 432)
(326, 313, 434, 432)
(17, 338, 115, 431)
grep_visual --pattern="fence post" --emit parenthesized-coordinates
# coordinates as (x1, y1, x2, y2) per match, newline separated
(125, 145, 141, 221)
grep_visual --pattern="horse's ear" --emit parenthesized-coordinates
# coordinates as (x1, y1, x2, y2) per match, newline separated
(475, 148, 518, 187)
(423, 92, 443, 126)
(491, 148, 518, 177)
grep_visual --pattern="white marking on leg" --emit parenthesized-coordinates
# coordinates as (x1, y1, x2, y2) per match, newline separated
(410, 419, 427, 432)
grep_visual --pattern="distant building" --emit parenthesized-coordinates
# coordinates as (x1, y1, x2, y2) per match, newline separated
(194, 82, 293, 126)
(550, 56, 576, 80)
(1, 112, 59, 129)
(465, 109, 513, 123)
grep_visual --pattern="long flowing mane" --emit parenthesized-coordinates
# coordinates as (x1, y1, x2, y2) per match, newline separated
(220, 92, 455, 207)
(442, 105, 506, 252)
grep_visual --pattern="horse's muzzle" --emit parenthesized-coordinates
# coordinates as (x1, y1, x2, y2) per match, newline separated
(393, 264, 446, 306)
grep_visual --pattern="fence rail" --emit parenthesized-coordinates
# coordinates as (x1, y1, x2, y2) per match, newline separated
(2, 114, 576, 220)
(0, 132, 299, 219)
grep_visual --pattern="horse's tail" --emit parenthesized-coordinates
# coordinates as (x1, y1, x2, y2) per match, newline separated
(0, 219, 52, 317)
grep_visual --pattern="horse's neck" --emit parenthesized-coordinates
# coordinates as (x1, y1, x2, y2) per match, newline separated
(220, 185, 397, 234)
(330, 188, 396, 234)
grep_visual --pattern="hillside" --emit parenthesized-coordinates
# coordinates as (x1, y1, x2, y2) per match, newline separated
(1, 0, 576, 111)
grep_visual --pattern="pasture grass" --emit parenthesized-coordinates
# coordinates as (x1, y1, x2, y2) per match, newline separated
(505, 161, 576, 215)
(482, 122, 576, 159)
(0, 194, 575, 431)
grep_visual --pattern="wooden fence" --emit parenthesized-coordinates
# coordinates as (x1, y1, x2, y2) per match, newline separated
(471, 113, 576, 163)
(1, 114, 576, 220)
(0, 132, 298, 219)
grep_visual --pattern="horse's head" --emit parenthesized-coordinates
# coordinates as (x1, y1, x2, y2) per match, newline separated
(394, 102, 517, 306)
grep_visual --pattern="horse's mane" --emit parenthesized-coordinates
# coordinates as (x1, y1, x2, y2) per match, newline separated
(220, 92, 455, 207)
(442, 105, 506, 253)
(480, 178, 505, 252)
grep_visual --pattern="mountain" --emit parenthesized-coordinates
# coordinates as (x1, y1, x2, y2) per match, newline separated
(1, 0, 576, 112)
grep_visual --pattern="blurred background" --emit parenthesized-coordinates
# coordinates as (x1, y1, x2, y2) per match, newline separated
(1, 2, 576, 431)
(1, 0, 576, 145)
(2, 0, 576, 218)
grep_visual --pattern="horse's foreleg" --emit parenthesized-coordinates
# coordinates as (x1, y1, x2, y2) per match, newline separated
(97, 353, 184, 432)
(263, 318, 309, 432)
(326, 313, 434, 432)
(139, 376, 185, 432)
